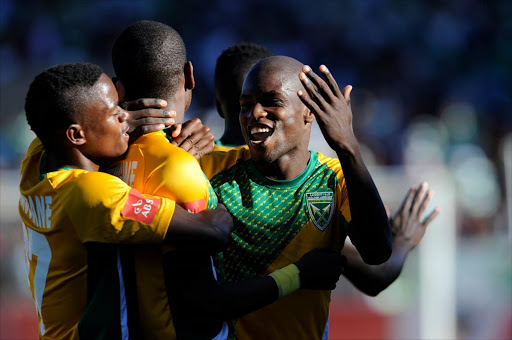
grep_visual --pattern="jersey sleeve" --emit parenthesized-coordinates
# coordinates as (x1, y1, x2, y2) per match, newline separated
(62, 172, 175, 244)
(143, 143, 216, 213)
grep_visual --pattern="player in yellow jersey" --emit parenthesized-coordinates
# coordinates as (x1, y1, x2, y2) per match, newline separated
(107, 20, 346, 340)
(19, 62, 234, 340)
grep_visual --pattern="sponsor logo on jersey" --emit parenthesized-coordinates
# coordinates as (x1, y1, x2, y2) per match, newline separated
(306, 192, 334, 231)
(122, 189, 160, 224)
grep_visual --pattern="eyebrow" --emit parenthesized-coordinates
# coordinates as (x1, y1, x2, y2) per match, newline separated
(240, 90, 285, 100)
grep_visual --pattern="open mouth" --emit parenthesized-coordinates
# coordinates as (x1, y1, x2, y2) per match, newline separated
(248, 124, 273, 144)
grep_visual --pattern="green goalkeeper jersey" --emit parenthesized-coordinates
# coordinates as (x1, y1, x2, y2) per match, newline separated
(200, 146, 351, 340)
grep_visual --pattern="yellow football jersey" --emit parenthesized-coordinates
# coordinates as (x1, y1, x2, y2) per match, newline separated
(108, 131, 218, 340)
(19, 138, 175, 340)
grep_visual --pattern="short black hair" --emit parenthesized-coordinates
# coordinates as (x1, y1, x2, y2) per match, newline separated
(25, 62, 103, 149)
(112, 20, 187, 101)
(214, 42, 273, 119)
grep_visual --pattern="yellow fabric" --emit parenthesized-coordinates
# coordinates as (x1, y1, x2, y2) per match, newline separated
(268, 264, 300, 297)
(18, 138, 174, 340)
(108, 131, 215, 340)
(199, 145, 251, 180)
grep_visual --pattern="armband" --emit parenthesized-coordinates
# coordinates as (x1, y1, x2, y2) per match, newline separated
(268, 264, 301, 298)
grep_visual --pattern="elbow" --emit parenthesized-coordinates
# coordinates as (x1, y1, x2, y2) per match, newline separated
(359, 245, 392, 265)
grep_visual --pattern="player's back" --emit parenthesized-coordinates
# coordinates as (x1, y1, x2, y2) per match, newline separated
(108, 131, 222, 340)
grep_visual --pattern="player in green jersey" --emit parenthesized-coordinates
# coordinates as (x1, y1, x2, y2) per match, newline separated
(212, 42, 440, 298)
(199, 55, 393, 339)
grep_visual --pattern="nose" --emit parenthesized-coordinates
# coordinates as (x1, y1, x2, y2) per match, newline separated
(248, 102, 267, 120)
(119, 108, 129, 122)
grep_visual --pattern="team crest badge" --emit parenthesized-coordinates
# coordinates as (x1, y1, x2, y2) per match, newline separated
(306, 192, 334, 231)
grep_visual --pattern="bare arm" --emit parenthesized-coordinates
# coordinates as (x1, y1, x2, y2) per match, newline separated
(298, 65, 392, 264)
(342, 183, 440, 296)
(164, 203, 234, 254)
(164, 247, 345, 338)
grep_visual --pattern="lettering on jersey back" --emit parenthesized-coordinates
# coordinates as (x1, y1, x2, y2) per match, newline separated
(121, 189, 160, 224)
(20, 195, 52, 229)
(110, 161, 138, 187)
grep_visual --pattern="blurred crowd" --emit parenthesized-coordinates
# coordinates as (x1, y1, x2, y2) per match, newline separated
(1, 0, 510, 339)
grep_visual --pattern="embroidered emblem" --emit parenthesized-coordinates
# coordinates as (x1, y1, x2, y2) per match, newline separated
(306, 192, 334, 231)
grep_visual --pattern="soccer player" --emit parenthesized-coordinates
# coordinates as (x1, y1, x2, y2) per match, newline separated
(199, 56, 394, 339)
(214, 42, 273, 148)
(108, 20, 346, 340)
(212, 41, 439, 299)
(19, 62, 234, 339)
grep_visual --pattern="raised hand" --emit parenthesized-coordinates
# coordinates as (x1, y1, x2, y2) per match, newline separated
(294, 248, 346, 291)
(168, 118, 215, 159)
(391, 182, 440, 251)
(297, 65, 357, 157)
(123, 98, 175, 144)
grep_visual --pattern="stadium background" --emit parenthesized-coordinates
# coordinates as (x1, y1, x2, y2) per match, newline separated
(0, 0, 510, 339)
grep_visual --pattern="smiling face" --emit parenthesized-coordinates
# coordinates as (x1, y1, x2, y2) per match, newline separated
(239, 56, 312, 165)
(72, 73, 130, 164)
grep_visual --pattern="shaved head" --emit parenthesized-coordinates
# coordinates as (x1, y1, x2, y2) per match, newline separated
(243, 56, 304, 96)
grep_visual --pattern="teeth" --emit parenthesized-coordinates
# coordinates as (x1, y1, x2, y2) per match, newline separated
(250, 127, 271, 135)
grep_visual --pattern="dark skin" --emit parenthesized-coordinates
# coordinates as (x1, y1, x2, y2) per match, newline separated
(239, 56, 392, 265)
(116, 64, 216, 160)
(217, 50, 439, 294)
(342, 182, 440, 296)
(112, 52, 346, 338)
(46, 73, 232, 254)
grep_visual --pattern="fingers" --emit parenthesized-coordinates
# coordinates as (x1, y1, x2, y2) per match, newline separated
(393, 186, 416, 221)
(417, 188, 434, 219)
(298, 66, 330, 110)
(342, 85, 352, 109)
(410, 182, 428, 216)
(319, 65, 343, 99)
(123, 98, 167, 111)
(170, 118, 215, 159)
(423, 207, 440, 227)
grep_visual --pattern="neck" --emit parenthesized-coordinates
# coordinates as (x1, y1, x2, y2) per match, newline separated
(253, 147, 311, 181)
(44, 147, 100, 173)
(220, 122, 245, 146)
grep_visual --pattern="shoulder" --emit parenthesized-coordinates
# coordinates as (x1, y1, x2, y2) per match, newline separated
(72, 171, 129, 196)
(200, 145, 251, 179)
(315, 151, 342, 173)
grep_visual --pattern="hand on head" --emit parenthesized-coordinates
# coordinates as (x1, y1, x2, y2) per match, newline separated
(124, 98, 175, 144)
(297, 65, 357, 156)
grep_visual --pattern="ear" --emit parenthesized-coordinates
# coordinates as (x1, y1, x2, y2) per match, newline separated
(66, 124, 86, 146)
(304, 109, 315, 124)
(216, 99, 225, 119)
(184, 61, 195, 91)
(114, 78, 126, 103)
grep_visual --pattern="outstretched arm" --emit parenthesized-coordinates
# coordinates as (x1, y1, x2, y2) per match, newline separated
(342, 183, 440, 296)
(165, 248, 345, 336)
(298, 65, 392, 264)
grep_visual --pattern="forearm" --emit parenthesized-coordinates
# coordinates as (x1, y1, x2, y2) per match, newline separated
(164, 252, 279, 321)
(163, 205, 232, 254)
(342, 242, 411, 296)
(338, 147, 392, 264)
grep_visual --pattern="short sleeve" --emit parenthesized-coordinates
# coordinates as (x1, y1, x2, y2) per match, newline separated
(63, 172, 174, 244)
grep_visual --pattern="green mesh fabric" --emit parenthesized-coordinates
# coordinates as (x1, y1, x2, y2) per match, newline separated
(204, 173, 218, 209)
(210, 152, 339, 283)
